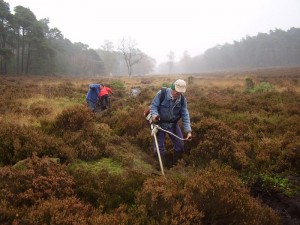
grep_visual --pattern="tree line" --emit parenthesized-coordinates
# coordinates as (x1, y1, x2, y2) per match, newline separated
(0, 0, 155, 76)
(0, 1, 105, 76)
(160, 27, 300, 74)
(1, 0, 299, 76)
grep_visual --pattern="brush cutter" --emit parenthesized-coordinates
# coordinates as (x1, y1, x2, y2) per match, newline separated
(145, 111, 191, 175)
(146, 113, 165, 175)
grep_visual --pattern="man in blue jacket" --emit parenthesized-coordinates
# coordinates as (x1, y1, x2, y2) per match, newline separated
(86, 83, 101, 112)
(150, 79, 192, 166)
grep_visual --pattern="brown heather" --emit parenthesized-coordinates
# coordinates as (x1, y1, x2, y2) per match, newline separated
(0, 68, 299, 224)
(184, 163, 281, 225)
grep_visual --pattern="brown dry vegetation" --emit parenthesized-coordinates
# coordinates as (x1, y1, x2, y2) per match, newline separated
(0, 67, 299, 224)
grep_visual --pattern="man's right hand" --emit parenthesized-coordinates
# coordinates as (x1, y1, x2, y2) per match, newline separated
(185, 132, 192, 141)
(152, 115, 160, 123)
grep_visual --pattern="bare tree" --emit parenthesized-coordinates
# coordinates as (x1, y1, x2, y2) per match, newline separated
(167, 51, 175, 74)
(118, 37, 143, 76)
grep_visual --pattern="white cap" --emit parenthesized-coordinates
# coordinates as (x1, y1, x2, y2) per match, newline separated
(174, 79, 186, 93)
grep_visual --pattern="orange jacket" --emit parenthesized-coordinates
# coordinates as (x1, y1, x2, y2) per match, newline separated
(99, 86, 113, 97)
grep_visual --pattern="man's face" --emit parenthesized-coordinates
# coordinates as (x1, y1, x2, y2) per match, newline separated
(171, 89, 181, 99)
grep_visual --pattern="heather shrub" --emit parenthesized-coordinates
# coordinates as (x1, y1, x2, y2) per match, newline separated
(53, 104, 94, 133)
(281, 133, 300, 172)
(189, 118, 237, 166)
(0, 200, 19, 225)
(0, 156, 74, 206)
(76, 140, 100, 160)
(37, 134, 76, 162)
(229, 92, 289, 116)
(205, 91, 234, 109)
(252, 130, 300, 174)
(134, 127, 152, 152)
(0, 122, 40, 164)
(90, 205, 135, 225)
(285, 102, 300, 115)
(136, 176, 204, 225)
(229, 94, 254, 112)
(70, 167, 145, 211)
(0, 122, 75, 165)
(248, 92, 285, 115)
(52, 105, 109, 160)
(71, 169, 110, 207)
(104, 106, 146, 137)
(29, 101, 53, 117)
(26, 197, 92, 225)
(233, 141, 252, 169)
(257, 131, 300, 173)
(136, 86, 155, 104)
(276, 115, 300, 135)
(0, 156, 75, 224)
(255, 136, 283, 172)
(43, 82, 80, 98)
(184, 163, 281, 225)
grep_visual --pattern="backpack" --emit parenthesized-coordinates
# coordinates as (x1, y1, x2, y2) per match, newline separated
(144, 87, 186, 116)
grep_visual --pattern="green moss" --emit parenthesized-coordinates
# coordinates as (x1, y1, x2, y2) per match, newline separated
(133, 158, 154, 172)
(244, 173, 300, 197)
(260, 174, 298, 197)
(109, 80, 125, 90)
(250, 82, 275, 93)
(68, 158, 124, 175)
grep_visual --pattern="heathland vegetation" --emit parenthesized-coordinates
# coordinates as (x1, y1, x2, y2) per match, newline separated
(0, 67, 299, 224)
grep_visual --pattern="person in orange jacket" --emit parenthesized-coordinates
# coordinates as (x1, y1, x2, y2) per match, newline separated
(98, 84, 113, 110)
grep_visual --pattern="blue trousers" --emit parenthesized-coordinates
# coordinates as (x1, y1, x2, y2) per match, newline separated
(86, 99, 97, 112)
(153, 123, 184, 156)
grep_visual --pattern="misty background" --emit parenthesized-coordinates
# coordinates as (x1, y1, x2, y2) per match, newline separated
(1, 0, 300, 76)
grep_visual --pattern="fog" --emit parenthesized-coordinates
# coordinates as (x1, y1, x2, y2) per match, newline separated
(6, 0, 300, 65)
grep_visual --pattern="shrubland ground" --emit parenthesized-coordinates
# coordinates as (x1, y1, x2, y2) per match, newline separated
(0, 67, 299, 225)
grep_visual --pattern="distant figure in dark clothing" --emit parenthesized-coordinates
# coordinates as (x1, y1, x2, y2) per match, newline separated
(86, 83, 101, 112)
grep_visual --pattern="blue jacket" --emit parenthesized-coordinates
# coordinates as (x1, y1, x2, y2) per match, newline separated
(150, 88, 191, 133)
(86, 84, 101, 103)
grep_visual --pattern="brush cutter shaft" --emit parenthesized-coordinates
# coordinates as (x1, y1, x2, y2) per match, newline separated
(146, 113, 185, 175)
(153, 133, 165, 176)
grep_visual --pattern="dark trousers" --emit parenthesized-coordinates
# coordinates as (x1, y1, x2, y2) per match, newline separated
(100, 95, 110, 110)
(153, 123, 184, 156)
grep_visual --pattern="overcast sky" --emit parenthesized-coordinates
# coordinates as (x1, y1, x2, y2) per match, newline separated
(6, 0, 300, 64)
